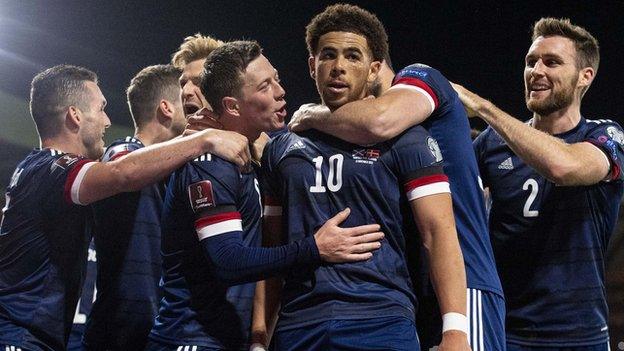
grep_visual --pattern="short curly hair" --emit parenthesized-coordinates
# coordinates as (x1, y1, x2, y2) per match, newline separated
(306, 4, 389, 62)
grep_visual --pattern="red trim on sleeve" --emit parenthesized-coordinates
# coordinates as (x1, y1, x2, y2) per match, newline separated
(195, 211, 242, 229)
(63, 159, 93, 205)
(393, 77, 439, 109)
(109, 150, 131, 161)
(404, 174, 449, 193)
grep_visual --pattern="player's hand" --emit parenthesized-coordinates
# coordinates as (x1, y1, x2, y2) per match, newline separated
(288, 103, 331, 132)
(450, 82, 483, 119)
(184, 108, 224, 136)
(201, 129, 251, 169)
(438, 330, 471, 351)
(314, 208, 384, 263)
(252, 132, 270, 163)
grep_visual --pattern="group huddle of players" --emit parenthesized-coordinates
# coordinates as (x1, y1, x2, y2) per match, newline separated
(1, 4, 622, 351)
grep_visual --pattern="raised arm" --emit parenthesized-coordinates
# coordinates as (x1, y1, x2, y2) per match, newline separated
(290, 87, 432, 145)
(453, 83, 610, 186)
(75, 129, 251, 205)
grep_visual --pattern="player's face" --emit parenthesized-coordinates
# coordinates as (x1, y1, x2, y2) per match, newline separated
(309, 31, 380, 111)
(78, 81, 110, 159)
(238, 54, 287, 134)
(180, 58, 209, 116)
(524, 35, 582, 116)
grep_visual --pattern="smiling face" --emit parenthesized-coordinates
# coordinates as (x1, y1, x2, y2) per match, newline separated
(179, 58, 209, 116)
(236, 54, 287, 137)
(524, 35, 585, 116)
(78, 81, 110, 159)
(309, 31, 380, 112)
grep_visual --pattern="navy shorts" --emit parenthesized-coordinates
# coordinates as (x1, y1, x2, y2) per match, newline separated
(273, 316, 420, 351)
(418, 288, 506, 351)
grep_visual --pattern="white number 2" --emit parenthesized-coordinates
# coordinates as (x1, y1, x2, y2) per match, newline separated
(522, 178, 539, 217)
(309, 154, 344, 193)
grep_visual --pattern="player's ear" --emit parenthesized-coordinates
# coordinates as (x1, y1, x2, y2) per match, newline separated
(577, 66, 595, 91)
(222, 96, 240, 117)
(308, 56, 316, 80)
(158, 99, 174, 119)
(367, 60, 381, 84)
(66, 106, 81, 131)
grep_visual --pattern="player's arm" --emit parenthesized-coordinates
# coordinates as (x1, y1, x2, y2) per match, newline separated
(73, 129, 251, 205)
(409, 192, 469, 350)
(199, 206, 383, 285)
(289, 87, 432, 145)
(453, 83, 610, 186)
(250, 212, 284, 350)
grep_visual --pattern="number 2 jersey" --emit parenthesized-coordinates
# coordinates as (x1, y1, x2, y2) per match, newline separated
(0, 149, 95, 351)
(261, 125, 450, 330)
(474, 118, 624, 346)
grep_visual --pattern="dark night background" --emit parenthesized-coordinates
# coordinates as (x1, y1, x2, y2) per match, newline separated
(1, 0, 623, 347)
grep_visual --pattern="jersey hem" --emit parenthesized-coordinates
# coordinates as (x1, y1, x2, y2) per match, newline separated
(506, 333, 609, 347)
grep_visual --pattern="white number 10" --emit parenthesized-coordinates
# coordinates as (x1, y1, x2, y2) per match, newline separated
(310, 154, 344, 193)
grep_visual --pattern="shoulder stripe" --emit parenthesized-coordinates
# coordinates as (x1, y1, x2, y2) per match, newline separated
(193, 153, 213, 162)
(195, 211, 242, 240)
(392, 76, 439, 110)
(64, 160, 96, 205)
(109, 150, 131, 161)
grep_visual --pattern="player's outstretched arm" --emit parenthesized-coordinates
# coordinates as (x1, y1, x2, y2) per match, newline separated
(452, 82, 610, 186)
(201, 208, 384, 285)
(410, 193, 470, 351)
(76, 129, 251, 205)
(289, 87, 432, 145)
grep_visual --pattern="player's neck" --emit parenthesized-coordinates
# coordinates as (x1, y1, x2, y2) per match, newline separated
(40, 133, 86, 156)
(532, 102, 582, 135)
(135, 122, 177, 146)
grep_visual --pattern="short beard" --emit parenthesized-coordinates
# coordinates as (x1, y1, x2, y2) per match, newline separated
(525, 77, 576, 116)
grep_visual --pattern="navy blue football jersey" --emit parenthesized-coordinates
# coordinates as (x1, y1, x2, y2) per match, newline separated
(149, 154, 261, 350)
(261, 126, 450, 331)
(67, 240, 97, 351)
(84, 137, 163, 349)
(0, 149, 95, 350)
(474, 118, 624, 346)
(392, 63, 502, 296)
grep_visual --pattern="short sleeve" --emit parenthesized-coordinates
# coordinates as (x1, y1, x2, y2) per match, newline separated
(391, 126, 450, 201)
(584, 121, 624, 181)
(390, 64, 454, 114)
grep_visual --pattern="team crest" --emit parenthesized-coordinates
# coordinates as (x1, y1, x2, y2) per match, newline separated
(606, 126, 624, 145)
(188, 180, 215, 212)
(352, 148, 380, 164)
(427, 137, 443, 162)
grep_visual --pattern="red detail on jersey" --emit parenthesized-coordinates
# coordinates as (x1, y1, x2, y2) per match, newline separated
(195, 211, 241, 229)
(404, 174, 449, 192)
(365, 149, 380, 159)
(188, 180, 215, 212)
(63, 159, 93, 204)
(263, 196, 281, 206)
(54, 153, 82, 170)
(393, 77, 439, 109)
(109, 150, 131, 161)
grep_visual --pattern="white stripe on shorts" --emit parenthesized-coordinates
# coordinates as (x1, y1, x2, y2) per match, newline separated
(467, 288, 484, 351)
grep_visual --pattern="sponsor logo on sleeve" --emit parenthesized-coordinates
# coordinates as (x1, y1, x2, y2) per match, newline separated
(427, 137, 443, 162)
(606, 126, 624, 145)
(52, 154, 82, 171)
(188, 180, 215, 212)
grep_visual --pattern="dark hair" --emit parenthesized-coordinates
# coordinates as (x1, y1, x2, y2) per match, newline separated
(200, 40, 262, 114)
(30, 64, 98, 138)
(532, 18, 599, 72)
(127, 64, 182, 128)
(306, 3, 389, 62)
